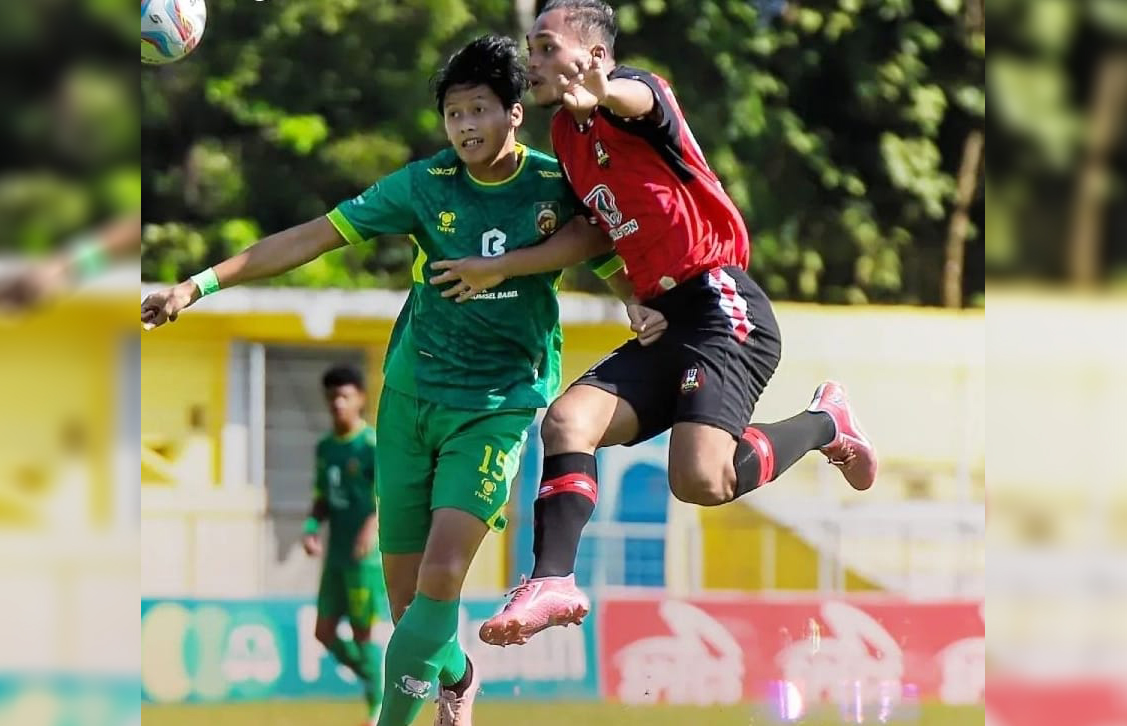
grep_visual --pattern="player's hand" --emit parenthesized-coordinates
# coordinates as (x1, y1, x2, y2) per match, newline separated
(429, 257, 506, 303)
(0, 260, 69, 314)
(562, 54, 609, 114)
(302, 533, 322, 557)
(627, 303, 667, 346)
(353, 518, 378, 561)
(141, 280, 199, 330)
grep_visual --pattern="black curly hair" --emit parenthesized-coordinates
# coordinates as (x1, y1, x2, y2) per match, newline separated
(321, 364, 365, 391)
(433, 34, 528, 114)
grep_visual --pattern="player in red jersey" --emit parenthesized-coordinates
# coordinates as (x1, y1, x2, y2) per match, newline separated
(430, 0, 878, 647)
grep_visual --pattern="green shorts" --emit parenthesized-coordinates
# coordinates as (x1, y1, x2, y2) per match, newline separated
(376, 386, 535, 554)
(316, 561, 388, 628)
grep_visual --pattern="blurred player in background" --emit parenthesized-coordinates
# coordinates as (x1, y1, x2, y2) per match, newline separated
(0, 215, 140, 313)
(430, 0, 880, 648)
(301, 364, 385, 726)
(142, 34, 663, 726)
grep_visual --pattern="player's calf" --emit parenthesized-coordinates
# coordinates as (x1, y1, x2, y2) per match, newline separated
(383, 552, 424, 623)
(314, 617, 340, 647)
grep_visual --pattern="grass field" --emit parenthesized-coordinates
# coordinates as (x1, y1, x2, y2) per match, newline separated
(142, 700, 986, 726)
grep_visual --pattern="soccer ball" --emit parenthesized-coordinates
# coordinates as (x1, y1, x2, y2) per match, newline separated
(141, 0, 207, 65)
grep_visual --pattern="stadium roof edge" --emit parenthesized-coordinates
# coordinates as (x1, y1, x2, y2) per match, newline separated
(1, 260, 630, 324)
(138, 280, 630, 325)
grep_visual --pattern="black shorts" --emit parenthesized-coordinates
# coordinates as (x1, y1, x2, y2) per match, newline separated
(575, 266, 782, 445)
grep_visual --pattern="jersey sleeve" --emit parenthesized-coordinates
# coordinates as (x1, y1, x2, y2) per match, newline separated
(606, 67, 681, 147)
(326, 166, 418, 245)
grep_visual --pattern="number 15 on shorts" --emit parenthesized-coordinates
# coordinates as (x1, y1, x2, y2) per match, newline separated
(476, 444, 506, 503)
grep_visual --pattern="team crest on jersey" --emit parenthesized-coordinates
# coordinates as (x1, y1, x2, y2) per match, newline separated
(534, 201, 560, 235)
(437, 211, 456, 234)
(583, 184, 623, 226)
(680, 367, 703, 393)
(347, 458, 360, 475)
(594, 140, 610, 167)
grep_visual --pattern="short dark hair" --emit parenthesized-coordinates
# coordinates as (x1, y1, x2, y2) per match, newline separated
(541, 0, 618, 47)
(433, 34, 528, 114)
(321, 364, 365, 391)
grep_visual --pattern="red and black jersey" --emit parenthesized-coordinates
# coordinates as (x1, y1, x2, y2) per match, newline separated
(551, 65, 750, 302)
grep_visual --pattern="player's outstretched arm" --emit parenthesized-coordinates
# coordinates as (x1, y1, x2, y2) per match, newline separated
(141, 216, 346, 330)
(0, 215, 141, 313)
(429, 215, 613, 301)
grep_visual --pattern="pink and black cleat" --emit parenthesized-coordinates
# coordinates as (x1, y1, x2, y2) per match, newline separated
(807, 381, 879, 491)
(478, 574, 590, 647)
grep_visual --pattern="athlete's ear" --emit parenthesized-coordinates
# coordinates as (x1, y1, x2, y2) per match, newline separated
(510, 102, 524, 128)
(591, 44, 609, 63)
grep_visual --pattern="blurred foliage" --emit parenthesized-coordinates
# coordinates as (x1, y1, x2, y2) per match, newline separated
(987, 0, 1127, 283)
(10, 0, 1063, 304)
(0, 0, 137, 251)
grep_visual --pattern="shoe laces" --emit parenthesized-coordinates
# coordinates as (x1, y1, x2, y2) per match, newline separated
(435, 688, 465, 725)
(505, 575, 533, 600)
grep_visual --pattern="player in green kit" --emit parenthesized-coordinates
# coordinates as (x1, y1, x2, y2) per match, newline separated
(301, 364, 385, 726)
(142, 35, 663, 726)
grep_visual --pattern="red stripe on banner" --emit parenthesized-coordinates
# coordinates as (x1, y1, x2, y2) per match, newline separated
(537, 474, 598, 504)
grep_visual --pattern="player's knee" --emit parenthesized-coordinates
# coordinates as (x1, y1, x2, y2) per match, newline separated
(415, 561, 467, 602)
(542, 399, 597, 451)
(314, 620, 337, 646)
(668, 462, 733, 506)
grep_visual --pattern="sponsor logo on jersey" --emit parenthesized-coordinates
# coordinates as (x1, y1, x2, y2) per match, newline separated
(481, 228, 507, 257)
(476, 478, 498, 504)
(538, 169, 563, 178)
(594, 140, 611, 167)
(609, 218, 640, 241)
(583, 184, 623, 226)
(680, 367, 703, 393)
(469, 290, 519, 300)
(535, 201, 561, 235)
(437, 210, 456, 234)
(427, 166, 457, 176)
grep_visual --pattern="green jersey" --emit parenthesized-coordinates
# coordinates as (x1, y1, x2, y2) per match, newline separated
(327, 144, 623, 410)
(314, 425, 378, 566)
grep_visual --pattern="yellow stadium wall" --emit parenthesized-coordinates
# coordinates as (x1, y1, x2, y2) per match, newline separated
(0, 296, 132, 531)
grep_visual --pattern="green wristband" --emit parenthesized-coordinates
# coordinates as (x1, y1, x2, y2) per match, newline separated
(189, 268, 220, 298)
(69, 236, 108, 282)
(303, 517, 320, 535)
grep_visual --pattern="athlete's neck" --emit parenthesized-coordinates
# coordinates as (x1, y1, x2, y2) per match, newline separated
(333, 419, 366, 439)
(569, 108, 596, 127)
(467, 141, 522, 183)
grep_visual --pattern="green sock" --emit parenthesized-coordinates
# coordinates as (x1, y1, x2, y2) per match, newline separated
(438, 645, 467, 688)
(325, 636, 366, 678)
(359, 639, 383, 718)
(377, 594, 460, 726)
